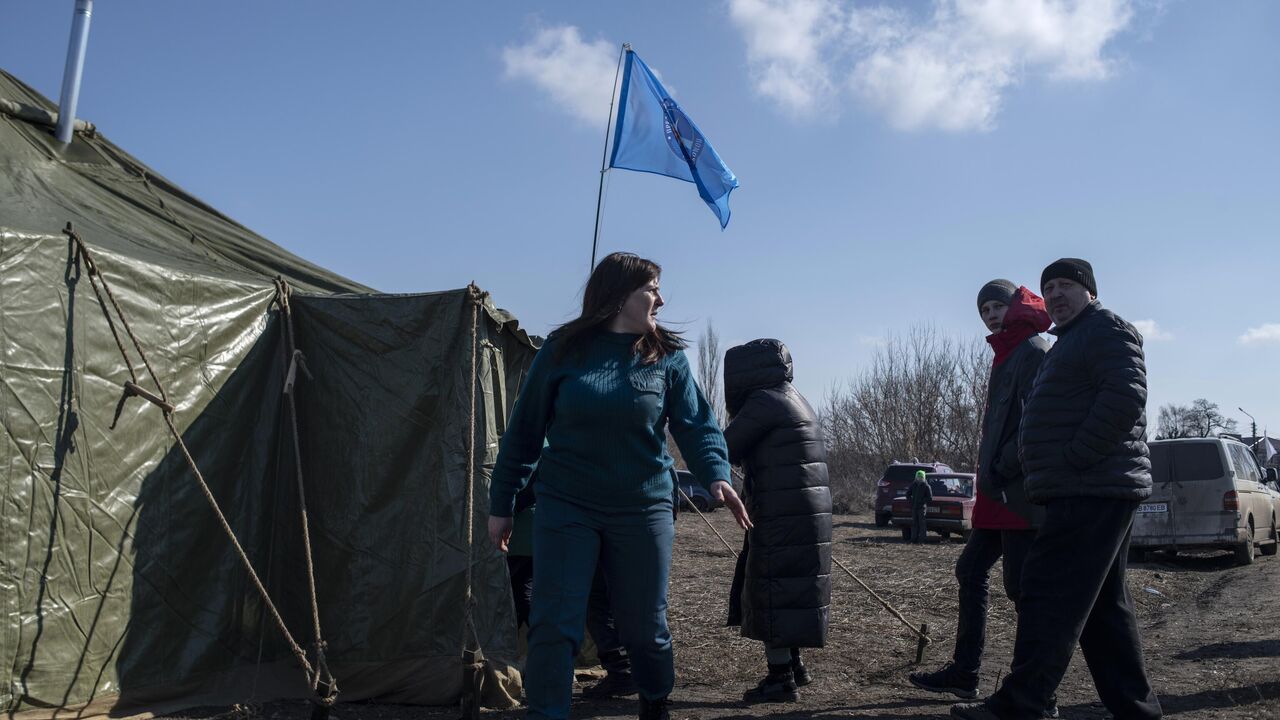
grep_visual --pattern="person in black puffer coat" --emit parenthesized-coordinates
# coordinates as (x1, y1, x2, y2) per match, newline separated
(722, 339, 831, 704)
(953, 259, 1162, 720)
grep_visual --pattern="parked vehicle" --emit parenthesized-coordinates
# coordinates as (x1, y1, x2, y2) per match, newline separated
(1259, 471, 1280, 538)
(874, 461, 953, 527)
(890, 473, 976, 541)
(676, 470, 721, 513)
(1131, 438, 1280, 565)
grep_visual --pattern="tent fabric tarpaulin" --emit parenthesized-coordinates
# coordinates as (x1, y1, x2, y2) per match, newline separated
(0, 67, 536, 717)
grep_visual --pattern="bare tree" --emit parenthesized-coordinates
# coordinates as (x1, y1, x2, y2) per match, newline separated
(696, 319, 726, 427)
(1190, 399, 1239, 437)
(1156, 399, 1239, 439)
(820, 325, 989, 512)
(1156, 404, 1195, 439)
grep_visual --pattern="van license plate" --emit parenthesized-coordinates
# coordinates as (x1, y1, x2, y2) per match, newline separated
(1137, 503, 1168, 513)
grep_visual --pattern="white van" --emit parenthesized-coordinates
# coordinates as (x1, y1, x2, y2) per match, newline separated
(1131, 438, 1280, 565)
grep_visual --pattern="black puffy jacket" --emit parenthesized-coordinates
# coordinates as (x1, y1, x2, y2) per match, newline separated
(723, 339, 831, 649)
(1019, 301, 1152, 503)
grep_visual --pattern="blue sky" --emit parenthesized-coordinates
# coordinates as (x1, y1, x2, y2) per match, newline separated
(4, 1, 1278, 434)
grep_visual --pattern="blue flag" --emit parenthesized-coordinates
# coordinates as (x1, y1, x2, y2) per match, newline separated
(609, 49, 739, 229)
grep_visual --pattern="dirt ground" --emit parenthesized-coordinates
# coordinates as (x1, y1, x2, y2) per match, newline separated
(182, 510, 1280, 720)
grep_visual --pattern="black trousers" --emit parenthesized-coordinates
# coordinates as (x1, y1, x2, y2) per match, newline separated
(910, 506, 928, 542)
(989, 498, 1161, 720)
(952, 528, 1034, 675)
(507, 555, 534, 629)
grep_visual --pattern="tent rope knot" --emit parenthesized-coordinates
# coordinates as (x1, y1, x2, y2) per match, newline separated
(309, 640, 339, 708)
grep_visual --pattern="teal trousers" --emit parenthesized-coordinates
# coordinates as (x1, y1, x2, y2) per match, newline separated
(524, 492, 675, 719)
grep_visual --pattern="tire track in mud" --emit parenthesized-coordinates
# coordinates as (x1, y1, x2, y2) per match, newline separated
(1193, 567, 1241, 610)
(1139, 553, 1280, 719)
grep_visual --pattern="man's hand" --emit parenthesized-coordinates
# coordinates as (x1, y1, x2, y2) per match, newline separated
(712, 480, 752, 530)
(488, 515, 514, 553)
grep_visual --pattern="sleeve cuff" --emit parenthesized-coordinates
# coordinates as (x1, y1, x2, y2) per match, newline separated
(488, 494, 516, 518)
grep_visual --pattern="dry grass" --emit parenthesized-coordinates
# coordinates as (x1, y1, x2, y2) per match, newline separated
(165, 510, 1280, 720)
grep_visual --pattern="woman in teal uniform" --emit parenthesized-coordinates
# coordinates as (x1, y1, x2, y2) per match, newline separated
(487, 252, 749, 720)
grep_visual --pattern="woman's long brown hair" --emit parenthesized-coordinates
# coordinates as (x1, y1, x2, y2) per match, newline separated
(552, 252, 685, 365)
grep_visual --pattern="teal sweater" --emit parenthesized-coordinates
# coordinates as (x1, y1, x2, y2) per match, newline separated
(489, 331, 729, 516)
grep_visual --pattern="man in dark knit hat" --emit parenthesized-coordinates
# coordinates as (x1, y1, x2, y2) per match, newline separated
(953, 259, 1162, 720)
(910, 279, 1050, 709)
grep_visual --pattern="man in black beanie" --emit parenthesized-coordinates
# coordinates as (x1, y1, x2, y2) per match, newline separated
(953, 260, 1162, 720)
(1039, 258, 1096, 297)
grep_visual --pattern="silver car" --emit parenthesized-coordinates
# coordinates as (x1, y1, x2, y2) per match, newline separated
(1131, 438, 1280, 565)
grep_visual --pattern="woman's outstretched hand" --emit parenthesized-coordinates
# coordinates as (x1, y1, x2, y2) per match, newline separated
(711, 480, 752, 530)
(488, 515, 514, 553)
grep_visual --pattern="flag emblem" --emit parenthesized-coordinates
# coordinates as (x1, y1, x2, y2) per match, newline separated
(662, 99, 704, 164)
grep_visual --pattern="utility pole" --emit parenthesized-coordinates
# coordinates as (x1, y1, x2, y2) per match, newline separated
(1239, 407, 1264, 462)
(1239, 407, 1258, 442)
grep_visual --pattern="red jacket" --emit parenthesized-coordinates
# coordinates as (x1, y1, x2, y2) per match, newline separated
(972, 287, 1051, 530)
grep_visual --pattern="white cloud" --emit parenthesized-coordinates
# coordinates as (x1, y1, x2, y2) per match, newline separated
(1132, 319, 1172, 341)
(1239, 324, 1280, 346)
(728, 0, 843, 118)
(858, 334, 887, 347)
(502, 25, 617, 126)
(728, 0, 1139, 131)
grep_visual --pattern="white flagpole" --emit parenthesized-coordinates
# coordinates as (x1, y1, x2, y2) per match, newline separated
(590, 43, 630, 275)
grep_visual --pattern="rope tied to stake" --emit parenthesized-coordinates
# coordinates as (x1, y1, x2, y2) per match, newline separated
(678, 467, 932, 658)
(62, 222, 336, 705)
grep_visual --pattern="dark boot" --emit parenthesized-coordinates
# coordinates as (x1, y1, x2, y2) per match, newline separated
(638, 695, 670, 720)
(950, 701, 1003, 720)
(582, 669, 638, 698)
(789, 648, 812, 687)
(742, 663, 799, 703)
(1045, 695, 1059, 718)
(908, 661, 979, 699)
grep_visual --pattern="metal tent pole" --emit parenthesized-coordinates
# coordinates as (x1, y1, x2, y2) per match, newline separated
(55, 0, 94, 144)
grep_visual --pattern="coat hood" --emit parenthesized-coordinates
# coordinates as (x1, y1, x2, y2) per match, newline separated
(987, 286, 1051, 365)
(1003, 286, 1052, 335)
(724, 338, 793, 416)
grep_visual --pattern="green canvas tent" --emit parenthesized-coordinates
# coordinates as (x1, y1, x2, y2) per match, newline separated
(0, 68, 535, 717)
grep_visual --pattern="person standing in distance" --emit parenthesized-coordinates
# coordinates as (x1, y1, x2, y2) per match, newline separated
(906, 470, 933, 544)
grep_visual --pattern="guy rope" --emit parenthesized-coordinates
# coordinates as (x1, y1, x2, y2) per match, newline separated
(677, 468, 932, 663)
(63, 223, 338, 712)
(458, 284, 487, 720)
